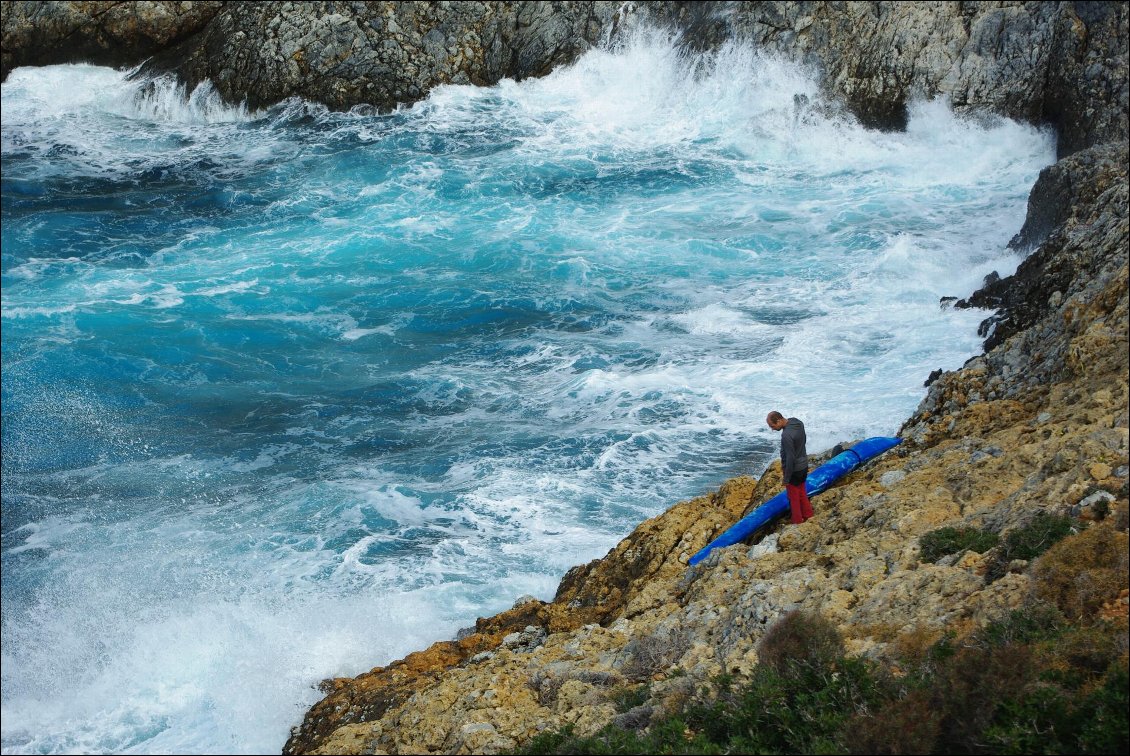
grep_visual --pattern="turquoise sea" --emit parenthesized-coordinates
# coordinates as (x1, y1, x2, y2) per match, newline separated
(1, 31, 1055, 754)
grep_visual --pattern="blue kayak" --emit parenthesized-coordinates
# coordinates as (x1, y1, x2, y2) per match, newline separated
(687, 436, 902, 566)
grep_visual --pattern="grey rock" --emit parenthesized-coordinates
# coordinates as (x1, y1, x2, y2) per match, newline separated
(501, 624, 547, 652)
(5, 3, 1125, 159)
(747, 532, 780, 559)
(879, 470, 907, 487)
(1073, 490, 1116, 518)
(956, 143, 1130, 352)
(1, 1, 224, 79)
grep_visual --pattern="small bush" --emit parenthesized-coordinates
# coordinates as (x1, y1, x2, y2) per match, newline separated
(527, 670, 565, 706)
(757, 609, 844, 674)
(919, 525, 1000, 563)
(985, 512, 1076, 582)
(513, 603, 1129, 755)
(931, 642, 1037, 751)
(610, 704, 654, 731)
(528, 668, 622, 707)
(1113, 500, 1129, 531)
(844, 689, 940, 755)
(1052, 624, 1129, 676)
(888, 625, 946, 669)
(572, 670, 621, 688)
(1003, 512, 1076, 559)
(1078, 663, 1130, 754)
(611, 683, 651, 713)
(621, 628, 691, 682)
(1031, 523, 1130, 620)
(971, 602, 1067, 648)
(515, 725, 580, 756)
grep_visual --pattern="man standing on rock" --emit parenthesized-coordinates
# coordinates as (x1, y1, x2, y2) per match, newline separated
(767, 411, 813, 524)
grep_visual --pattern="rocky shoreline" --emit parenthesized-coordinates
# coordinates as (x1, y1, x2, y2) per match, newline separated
(4, 2, 1126, 754)
(3, 2, 1127, 152)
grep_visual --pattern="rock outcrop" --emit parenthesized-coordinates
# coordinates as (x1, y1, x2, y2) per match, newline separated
(658, 1, 1128, 155)
(3, 3, 1126, 156)
(0, 0, 224, 80)
(2, 1, 627, 109)
(137, 0, 627, 111)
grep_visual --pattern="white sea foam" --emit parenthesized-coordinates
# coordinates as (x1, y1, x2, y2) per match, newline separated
(1, 64, 270, 184)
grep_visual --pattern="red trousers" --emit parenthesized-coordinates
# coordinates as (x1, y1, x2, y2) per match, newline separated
(786, 481, 813, 524)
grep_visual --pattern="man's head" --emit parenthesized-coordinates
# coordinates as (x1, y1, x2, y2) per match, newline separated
(766, 410, 787, 431)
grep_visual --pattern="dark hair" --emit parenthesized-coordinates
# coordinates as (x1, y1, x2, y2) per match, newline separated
(767, 410, 785, 423)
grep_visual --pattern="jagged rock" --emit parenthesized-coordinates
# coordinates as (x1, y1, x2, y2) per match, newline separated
(500, 626, 547, 653)
(4, 3, 1126, 157)
(955, 143, 1130, 350)
(653, 1, 1128, 154)
(0, 0, 224, 79)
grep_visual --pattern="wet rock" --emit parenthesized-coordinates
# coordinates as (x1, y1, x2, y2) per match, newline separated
(956, 143, 1130, 351)
(1, 0, 224, 79)
(5, 3, 1126, 158)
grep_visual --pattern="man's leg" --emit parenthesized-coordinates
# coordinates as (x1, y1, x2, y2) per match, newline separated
(800, 485, 814, 521)
(785, 483, 805, 524)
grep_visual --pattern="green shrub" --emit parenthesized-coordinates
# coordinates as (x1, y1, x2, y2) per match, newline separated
(517, 726, 579, 756)
(757, 609, 844, 675)
(1001, 513, 1076, 561)
(972, 602, 1067, 648)
(681, 655, 888, 755)
(843, 689, 940, 755)
(513, 604, 1129, 756)
(1078, 663, 1130, 754)
(611, 683, 651, 714)
(919, 526, 1000, 563)
(985, 512, 1076, 583)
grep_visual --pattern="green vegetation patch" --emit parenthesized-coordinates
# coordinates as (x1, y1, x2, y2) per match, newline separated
(513, 598, 1129, 755)
(919, 526, 1000, 563)
(985, 512, 1077, 583)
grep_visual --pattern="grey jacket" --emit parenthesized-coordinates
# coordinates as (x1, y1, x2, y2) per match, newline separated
(780, 418, 808, 478)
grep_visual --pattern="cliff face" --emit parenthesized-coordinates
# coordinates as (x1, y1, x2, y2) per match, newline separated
(2, 3, 1126, 156)
(3, 3, 1126, 755)
(1, 1, 626, 109)
(0, 0, 225, 78)
(659, 1, 1129, 155)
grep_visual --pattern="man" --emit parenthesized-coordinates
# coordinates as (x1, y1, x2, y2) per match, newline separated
(767, 410, 813, 524)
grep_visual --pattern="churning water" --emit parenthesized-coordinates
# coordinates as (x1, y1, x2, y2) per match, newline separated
(1, 29, 1054, 754)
